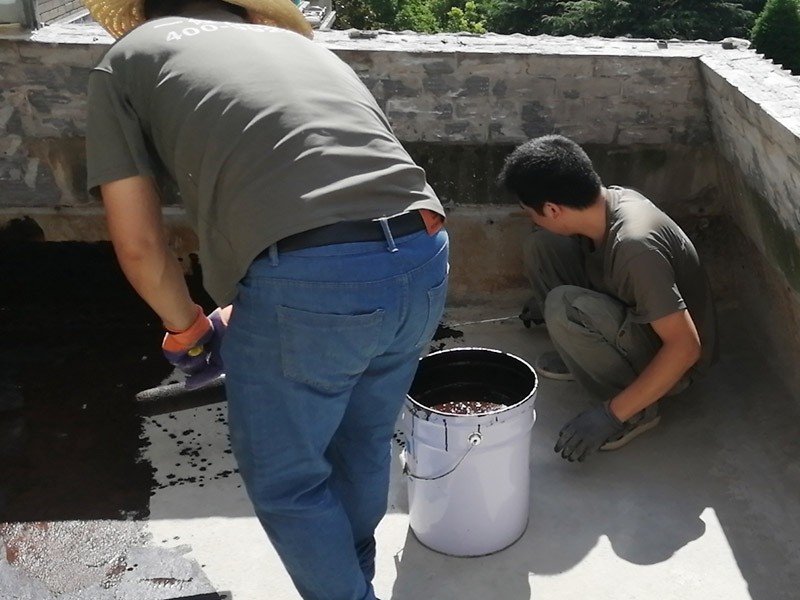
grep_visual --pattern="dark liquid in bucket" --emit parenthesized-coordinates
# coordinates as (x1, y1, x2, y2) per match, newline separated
(419, 383, 512, 415)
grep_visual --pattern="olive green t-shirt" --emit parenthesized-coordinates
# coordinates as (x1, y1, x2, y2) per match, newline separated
(583, 187, 718, 375)
(86, 16, 444, 305)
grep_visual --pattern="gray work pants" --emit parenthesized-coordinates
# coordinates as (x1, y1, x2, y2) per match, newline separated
(523, 229, 689, 401)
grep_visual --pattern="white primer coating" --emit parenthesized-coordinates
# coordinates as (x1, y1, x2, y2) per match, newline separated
(403, 348, 538, 557)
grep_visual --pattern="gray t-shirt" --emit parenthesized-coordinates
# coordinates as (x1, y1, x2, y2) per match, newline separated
(86, 16, 444, 305)
(583, 187, 718, 375)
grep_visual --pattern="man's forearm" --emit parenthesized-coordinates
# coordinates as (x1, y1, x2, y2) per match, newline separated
(101, 176, 198, 332)
(609, 337, 700, 422)
(113, 239, 198, 332)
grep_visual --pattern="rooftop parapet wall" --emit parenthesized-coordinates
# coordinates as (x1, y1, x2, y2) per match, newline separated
(329, 32, 710, 147)
(1, 24, 723, 213)
(700, 53, 800, 292)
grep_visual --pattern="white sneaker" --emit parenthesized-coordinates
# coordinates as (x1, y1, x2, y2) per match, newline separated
(600, 404, 660, 451)
(534, 351, 575, 381)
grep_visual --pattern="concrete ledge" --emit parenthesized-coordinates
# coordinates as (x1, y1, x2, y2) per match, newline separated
(0, 207, 199, 269)
(0, 205, 530, 306)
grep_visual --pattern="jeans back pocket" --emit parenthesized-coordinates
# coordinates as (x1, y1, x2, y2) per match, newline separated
(276, 305, 385, 393)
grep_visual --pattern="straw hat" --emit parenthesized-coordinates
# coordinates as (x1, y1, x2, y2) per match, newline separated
(83, 0, 313, 39)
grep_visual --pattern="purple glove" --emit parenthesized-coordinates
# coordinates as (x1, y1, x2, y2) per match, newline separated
(201, 306, 230, 385)
(519, 295, 544, 329)
(162, 305, 230, 389)
(554, 403, 625, 462)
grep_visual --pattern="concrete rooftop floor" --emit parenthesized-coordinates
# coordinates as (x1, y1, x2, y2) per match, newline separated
(1, 282, 799, 600)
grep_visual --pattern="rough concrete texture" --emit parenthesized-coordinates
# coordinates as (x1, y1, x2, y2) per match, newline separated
(0, 521, 218, 599)
(0, 24, 791, 211)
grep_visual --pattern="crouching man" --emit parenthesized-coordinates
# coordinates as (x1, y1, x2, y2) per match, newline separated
(497, 135, 717, 462)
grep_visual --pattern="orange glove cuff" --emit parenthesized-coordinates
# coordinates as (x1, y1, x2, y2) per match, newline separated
(162, 305, 210, 352)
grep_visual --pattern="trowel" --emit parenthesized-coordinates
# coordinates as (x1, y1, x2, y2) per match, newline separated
(135, 375, 227, 416)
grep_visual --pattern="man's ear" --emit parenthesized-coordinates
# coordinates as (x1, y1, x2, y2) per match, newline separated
(543, 202, 561, 218)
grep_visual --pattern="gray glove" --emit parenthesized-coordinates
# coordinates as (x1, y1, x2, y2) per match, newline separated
(519, 296, 544, 328)
(554, 403, 625, 462)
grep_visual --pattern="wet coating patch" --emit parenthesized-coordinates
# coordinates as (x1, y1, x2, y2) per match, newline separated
(392, 430, 406, 449)
(147, 404, 240, 491)
(0, 242, 178, 522)
(0, 242, 224, 598)
(429, 322, 464, 352)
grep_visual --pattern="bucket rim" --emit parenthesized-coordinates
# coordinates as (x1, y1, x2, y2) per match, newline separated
(406, 346, 538, 416)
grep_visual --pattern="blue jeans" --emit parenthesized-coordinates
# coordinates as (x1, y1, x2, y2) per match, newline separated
(222, 228, 449, 600)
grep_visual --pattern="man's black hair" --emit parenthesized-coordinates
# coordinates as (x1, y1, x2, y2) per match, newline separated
(143, 0, 247, 20)
(496, 134, 602, 214)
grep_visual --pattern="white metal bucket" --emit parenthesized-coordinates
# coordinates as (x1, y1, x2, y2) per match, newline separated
(402, 347, 538, 557)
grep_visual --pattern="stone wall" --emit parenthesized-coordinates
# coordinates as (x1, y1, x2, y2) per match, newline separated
(36, 0, 85, 25)
(0, 26, 727, 216)
(699, 51, 800, 365)
(700, 53, 800, 291)
(0, 35, 103, 208)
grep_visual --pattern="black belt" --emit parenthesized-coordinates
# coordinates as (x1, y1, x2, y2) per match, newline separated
(276, 211, 426, 252)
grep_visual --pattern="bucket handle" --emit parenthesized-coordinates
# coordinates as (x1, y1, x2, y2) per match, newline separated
(402, 432, 483, 481)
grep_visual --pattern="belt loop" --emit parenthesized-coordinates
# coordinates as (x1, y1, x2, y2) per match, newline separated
(268, 243, 279, 266)
(378, 217, 398, 253)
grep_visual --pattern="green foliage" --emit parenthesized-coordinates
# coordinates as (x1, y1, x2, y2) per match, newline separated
(395, 0, 438, 31)
(485, 0, 562, 35)
(443, 2, 487, 32)
(544, 0, 756, 40)
(543, 0, 635, 37)
(333, 0, 758, 39)
(334, 0, 398, 29)
(741, 0, 768, 12)
(336, 0, 489, 32)
(751, 0, 800, 74)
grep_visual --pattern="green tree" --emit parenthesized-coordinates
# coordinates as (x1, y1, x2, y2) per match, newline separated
(342, 0, 491, 33)
(543, 0, 637, 37)
(655, 0, 755, 39)
(395, 0, 439, 31)
(544, 0, 755, 40)
(751, 0, 800, 74)
(742, 0, 768, 13)
(442, 1, 487, 32)
(485, 0, 563, 35)
(334, 0, 398, 29)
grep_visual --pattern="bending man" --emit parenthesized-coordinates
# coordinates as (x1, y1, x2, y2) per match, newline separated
(83, 0, 448, 598)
